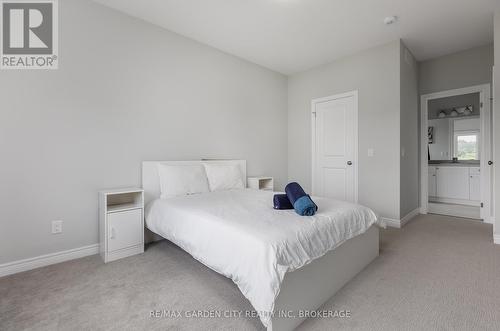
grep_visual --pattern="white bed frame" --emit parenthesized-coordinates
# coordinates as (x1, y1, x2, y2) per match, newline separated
(142, 160, 379, 331)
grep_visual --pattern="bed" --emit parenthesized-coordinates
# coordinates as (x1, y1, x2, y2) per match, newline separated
(142, 160, 380, 331)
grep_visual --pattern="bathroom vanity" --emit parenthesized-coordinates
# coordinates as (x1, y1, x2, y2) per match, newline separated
(428, 163, 480, 206)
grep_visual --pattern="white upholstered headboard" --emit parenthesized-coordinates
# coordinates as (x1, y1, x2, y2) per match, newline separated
(142, 160, 247, 205)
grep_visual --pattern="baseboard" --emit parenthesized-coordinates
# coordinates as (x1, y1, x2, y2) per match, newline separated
(494, 234, 500, 245)
(382, 208, 420, 229)
(400, 208, 420, 227)
(0, 244, 99, 278)
(483, 217, 495, 225)
(381, 217, 402, 228)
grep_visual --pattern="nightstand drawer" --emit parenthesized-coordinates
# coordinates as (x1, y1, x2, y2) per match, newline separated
(107, 208, 143, 252)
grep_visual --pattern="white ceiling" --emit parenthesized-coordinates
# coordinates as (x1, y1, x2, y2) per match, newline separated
(93, 0, 500, 75)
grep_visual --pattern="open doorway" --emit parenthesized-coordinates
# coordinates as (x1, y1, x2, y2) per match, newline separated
(420, 85, 493, 222)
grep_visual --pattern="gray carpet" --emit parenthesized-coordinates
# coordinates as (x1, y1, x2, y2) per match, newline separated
(2, 214, 500, 331)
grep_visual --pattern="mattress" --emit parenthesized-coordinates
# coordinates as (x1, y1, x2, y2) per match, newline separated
(145, 189, 380, 327)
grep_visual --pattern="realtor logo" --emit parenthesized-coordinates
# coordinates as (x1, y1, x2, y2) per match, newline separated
(1, 0, 58, 69)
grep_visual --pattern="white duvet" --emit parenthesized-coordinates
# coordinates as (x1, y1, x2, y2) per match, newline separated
(145, 189, 380, 328)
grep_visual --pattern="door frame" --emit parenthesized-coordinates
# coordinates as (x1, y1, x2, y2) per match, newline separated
(420, 84, 492, 222)
(311, 90, 359, 202)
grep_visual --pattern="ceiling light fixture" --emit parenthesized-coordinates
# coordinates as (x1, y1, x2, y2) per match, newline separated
(384, 16, 398, 25)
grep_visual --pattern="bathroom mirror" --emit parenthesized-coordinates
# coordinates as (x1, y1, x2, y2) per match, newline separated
(427, 93, 480, 161)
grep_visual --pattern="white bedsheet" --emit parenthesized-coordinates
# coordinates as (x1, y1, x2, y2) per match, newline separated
(145, 189, 380, 327)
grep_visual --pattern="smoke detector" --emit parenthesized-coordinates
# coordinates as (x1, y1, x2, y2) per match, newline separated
(384, 16, 398, 25)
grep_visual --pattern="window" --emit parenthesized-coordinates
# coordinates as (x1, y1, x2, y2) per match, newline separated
(454, 131, 479, 160)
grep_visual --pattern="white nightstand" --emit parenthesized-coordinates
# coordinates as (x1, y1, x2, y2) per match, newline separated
(247, 177, 274, 191)
(99, 188, 144, 263)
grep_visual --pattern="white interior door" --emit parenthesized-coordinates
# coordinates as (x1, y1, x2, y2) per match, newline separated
(312, 92, 357, 202)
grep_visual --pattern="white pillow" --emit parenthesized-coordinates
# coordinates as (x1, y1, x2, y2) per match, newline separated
(157, 164, 209, 199)
(203, 163, 245, 192)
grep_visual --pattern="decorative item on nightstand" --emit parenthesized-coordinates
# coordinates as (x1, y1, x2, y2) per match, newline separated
(99, 188, 144, 263)
(247, 177, 274, 191)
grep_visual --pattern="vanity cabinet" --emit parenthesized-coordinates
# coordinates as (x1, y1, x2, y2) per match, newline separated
(436, 167, 469, 200)
(428, 166, 480, 205)
(428, 166, 437, 197)
(469, 168, 481, 201)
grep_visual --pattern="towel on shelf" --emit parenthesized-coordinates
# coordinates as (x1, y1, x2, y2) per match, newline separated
(285, 182, 318, 216)
(273, 194, 293, 210)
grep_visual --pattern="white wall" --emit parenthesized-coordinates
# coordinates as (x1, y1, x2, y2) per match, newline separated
(419, 44, 493, 95)
(0, 0, 288, 264)
(288, 41, 402, 220)
(399, 42, 419, 217)
(494, 12, 500, 237)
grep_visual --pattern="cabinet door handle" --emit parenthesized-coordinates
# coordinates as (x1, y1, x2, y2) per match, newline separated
(488, 161, 493, 166)
(110, 227, 116, 239)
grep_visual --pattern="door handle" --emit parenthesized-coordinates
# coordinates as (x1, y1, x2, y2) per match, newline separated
(347, 161, 352, 166)
(488, 161, 493, 165)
